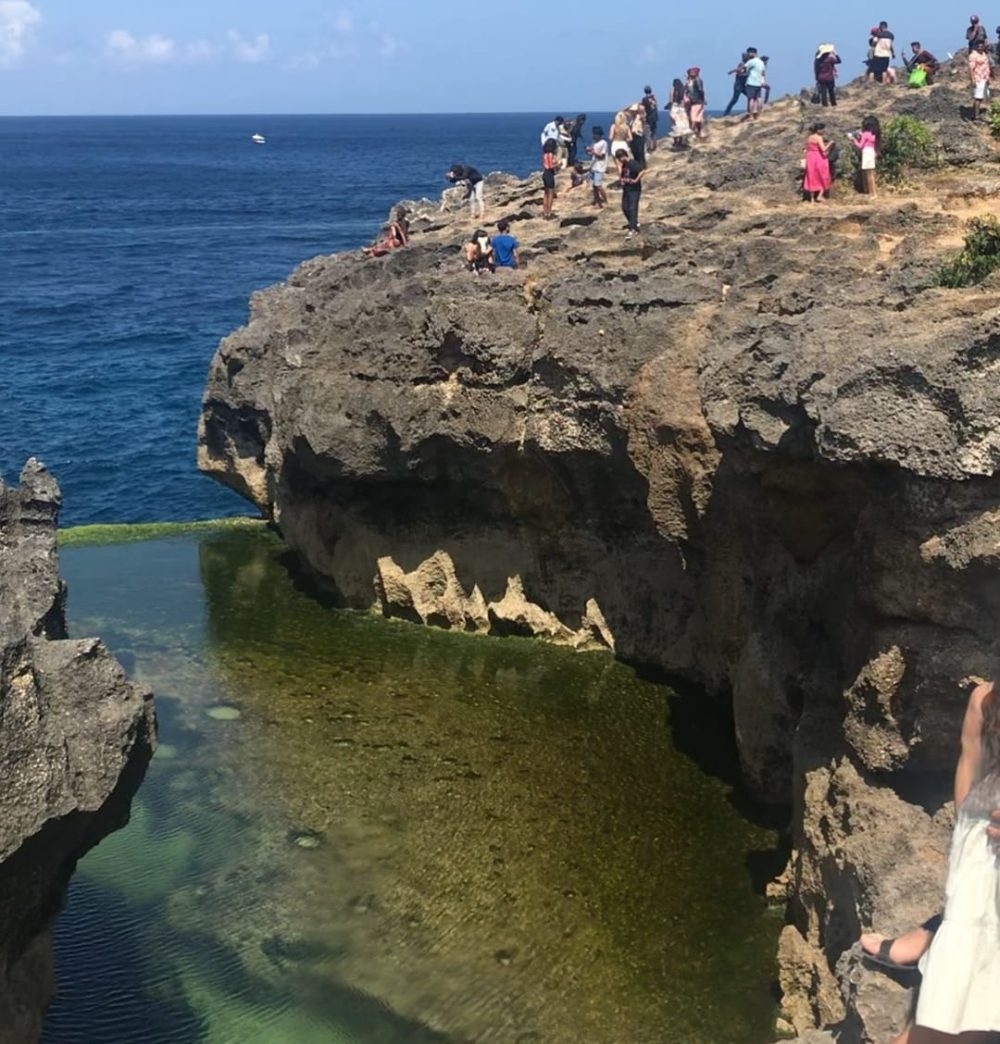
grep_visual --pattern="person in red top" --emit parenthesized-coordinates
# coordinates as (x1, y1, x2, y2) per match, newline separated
(541, 139, 559, 219)
(813, 45, 841, 106)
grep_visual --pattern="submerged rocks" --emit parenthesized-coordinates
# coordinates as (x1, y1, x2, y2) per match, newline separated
(200, 69, 1000, 1039)
(0, 461, 155, 1042)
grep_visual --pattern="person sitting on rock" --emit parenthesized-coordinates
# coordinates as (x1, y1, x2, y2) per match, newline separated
(463, 229, 494, 274)
(363, 207, 409, 257)
(903, 41, 940, 85)
(491, 219, 519, 269)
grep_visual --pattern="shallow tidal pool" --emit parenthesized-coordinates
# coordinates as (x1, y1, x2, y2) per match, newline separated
(43, 525, 780, 1044)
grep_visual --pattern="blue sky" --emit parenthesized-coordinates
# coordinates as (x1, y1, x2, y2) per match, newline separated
(0, 1, 970, 115)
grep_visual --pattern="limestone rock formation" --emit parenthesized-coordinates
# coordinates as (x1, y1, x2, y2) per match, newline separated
(0, 461, 155, 1043)
(201, 69, 1000, 1040)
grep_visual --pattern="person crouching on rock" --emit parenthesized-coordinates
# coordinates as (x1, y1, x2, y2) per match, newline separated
(363, 207, 409, 257)
(802, 122, 833, 203)
(446, 163, 485, 219)
(541, 139, 559, 219)
(464, 229, 494, 274)
(861, 680, 1000, 1044)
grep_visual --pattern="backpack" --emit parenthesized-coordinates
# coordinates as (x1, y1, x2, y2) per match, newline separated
(908, 66, 928, 87)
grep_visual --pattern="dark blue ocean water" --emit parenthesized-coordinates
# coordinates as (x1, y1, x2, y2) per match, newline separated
(2, 114, 611, 525)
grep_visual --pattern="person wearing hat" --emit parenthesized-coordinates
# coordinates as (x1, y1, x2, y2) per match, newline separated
(685, 67, 707, 137)
(814, 44, 842, 106)
(967, 14, 988, 51)
(640, 86, 659, 152)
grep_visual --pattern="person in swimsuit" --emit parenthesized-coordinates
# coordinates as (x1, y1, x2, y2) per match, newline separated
(363, 207, 409, 257)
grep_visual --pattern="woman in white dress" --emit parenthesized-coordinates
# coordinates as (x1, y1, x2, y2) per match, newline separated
(895, 680, 1000, 1043)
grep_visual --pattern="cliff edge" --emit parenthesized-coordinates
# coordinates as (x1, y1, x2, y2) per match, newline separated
(200, 70, 1000, 1041)
(0, 461, 155, 1043)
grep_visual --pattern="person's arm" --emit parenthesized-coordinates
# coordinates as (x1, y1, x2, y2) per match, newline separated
(512, 246, 519, 268)
(956, 682, 991, 808)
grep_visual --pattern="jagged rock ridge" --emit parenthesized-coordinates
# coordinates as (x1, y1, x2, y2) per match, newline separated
(200, 69, 1000, 1042)
(0, 461, 155, 1043)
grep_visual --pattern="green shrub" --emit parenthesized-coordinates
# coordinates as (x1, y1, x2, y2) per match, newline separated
(937, 215, 1000, 287)
(878, 115, 938, 184)
(988, 100, 1000, 139)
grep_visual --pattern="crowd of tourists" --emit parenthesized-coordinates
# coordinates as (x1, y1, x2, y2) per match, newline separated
(361, 14, 998, 272)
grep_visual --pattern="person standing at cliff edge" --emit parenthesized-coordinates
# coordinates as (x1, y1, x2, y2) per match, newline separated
(723, 52, 749, 116)
(969, 39, 993, 119)
(742, 48, 766, 120)
(585, 125, 609, 209)
(966, 13, 988, 52)
(446, 164, 485, 219)
(620, 154, 644, 237)
(870, 21, 895, 83)
(641, 86, 659, 151)
(814, 44, 841, 106)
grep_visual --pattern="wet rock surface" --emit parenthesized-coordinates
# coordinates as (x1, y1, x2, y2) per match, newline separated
(0, 461, 155, 1043)
(201, 67, 1000, 1040)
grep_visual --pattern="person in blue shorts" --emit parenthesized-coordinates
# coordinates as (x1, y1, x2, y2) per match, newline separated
(492, 220, 519, 269)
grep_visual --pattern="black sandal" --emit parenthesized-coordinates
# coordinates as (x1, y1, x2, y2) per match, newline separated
(862, 938, 916, 972)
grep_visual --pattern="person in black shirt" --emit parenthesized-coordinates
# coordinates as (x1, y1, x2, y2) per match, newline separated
(967, 14, 988, 51)
(566, 114, 587, 167)
(641, 86, 659, 151)
(446, 163, 485, 218)
(620, 157, 644, 236)
(723, 52, 750, 116)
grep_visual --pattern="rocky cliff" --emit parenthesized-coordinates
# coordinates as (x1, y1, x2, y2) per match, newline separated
(0, 461, 155, 1043)
(200, 70, 1000, 1041)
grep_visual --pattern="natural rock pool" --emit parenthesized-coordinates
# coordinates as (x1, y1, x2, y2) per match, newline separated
(42, 525, 780, 1044)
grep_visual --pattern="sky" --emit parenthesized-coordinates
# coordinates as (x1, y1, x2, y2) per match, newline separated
(0, 1, 973, 115)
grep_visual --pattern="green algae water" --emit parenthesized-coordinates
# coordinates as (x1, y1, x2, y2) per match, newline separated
(42, 526, 780, 1044)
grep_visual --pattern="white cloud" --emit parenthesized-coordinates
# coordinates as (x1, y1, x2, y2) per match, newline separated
(378, 35, 397, 59)
(228, 30, 270, 63)
(0, 0, 41, 65)
(106, 29, 177, 64)
(184, 39, 215, 62)
(334, 11, 353, 35)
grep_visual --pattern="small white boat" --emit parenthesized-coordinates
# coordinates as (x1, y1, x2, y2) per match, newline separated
(251, 133, 266, 145)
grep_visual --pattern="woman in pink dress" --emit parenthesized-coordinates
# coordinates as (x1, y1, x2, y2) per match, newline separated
(802, 122, 833, 202)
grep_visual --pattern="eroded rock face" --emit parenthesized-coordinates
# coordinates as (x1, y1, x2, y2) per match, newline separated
(200, 73, 1000, 1040)
(0, 461, 155, 1043)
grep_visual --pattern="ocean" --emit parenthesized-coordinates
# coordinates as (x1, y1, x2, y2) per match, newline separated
(1, 113, 614, 526)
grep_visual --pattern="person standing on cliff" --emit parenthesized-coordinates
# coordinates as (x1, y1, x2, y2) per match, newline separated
(723, 52, 749, 116)
(969, 39, 993, 119)
(966, 14, 988, 52)
(814, 44, 841, 106)
(685, 67, 707, 138)
(541, 138, 559, 219)
(620, 154, 644, 236)
(742, 48, 766, 120)
(585, 125, 609, 209)
(641, 86, 660, 151)
(870, 21, 895, 83)
(541, 116, 564, 148)
(446, 164, 485, 219)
